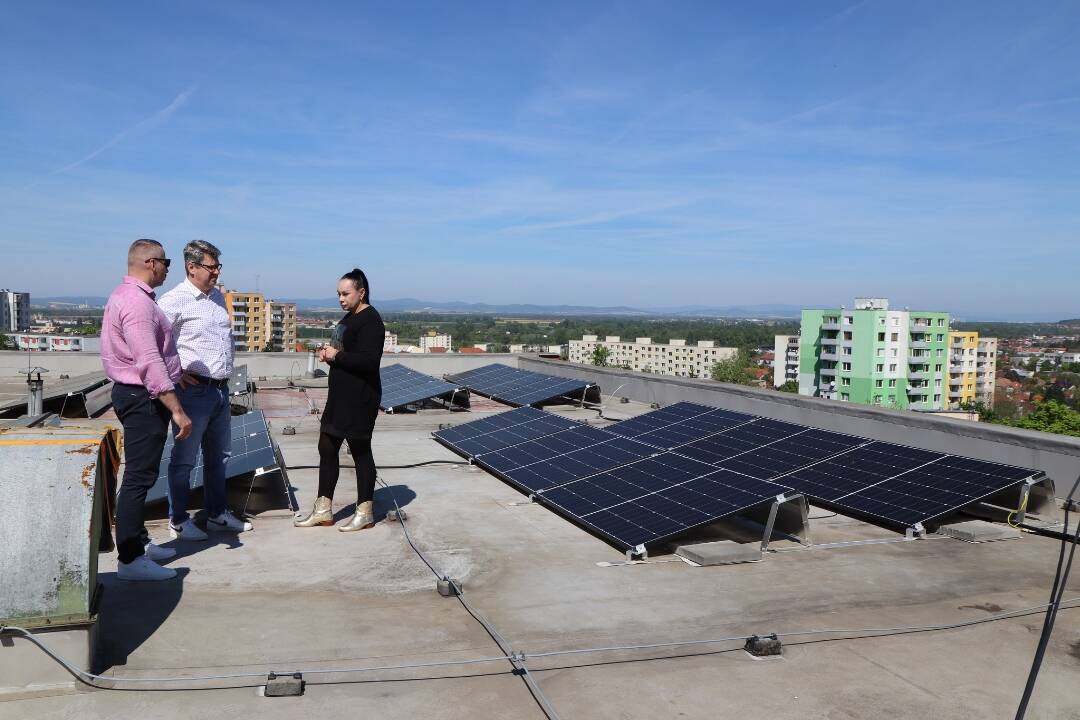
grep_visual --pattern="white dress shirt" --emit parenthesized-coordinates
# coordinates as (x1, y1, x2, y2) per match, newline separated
(158, 279, 235, 380)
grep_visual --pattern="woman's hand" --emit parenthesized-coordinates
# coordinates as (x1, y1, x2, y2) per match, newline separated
(321, 346, 339, 363)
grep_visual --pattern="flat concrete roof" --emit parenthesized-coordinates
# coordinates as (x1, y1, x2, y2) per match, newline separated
(4, 389, 1080, 719)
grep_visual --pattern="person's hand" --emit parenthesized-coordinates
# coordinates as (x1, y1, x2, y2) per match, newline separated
(178, 371, 199, 389)
(172, 410, 193, 440)
(322, 346, 339, 363)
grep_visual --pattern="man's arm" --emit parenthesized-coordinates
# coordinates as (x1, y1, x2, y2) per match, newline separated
(120, 301, 192, 438)
(157, 390, 193, 440)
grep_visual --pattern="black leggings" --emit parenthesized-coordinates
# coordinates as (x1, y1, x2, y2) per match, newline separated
(318, 432, 376, 504)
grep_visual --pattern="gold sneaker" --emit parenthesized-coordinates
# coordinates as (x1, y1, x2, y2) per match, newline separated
(338, 500, 375, 532)
(294, 496, 333, 527)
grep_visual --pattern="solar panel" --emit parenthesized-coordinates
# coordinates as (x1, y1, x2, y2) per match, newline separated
(629, 407, 757, 450)
(447, 363, 593, 407)
(435, 400, 1046, 550)
(432, 406, 579, 459)
(0, 371, 110, 418)
(480, 432, 658, 493)
(537, 457, 790, 550)
(380, 364, 466, 412)
(800, 449, 1041, 528)
(146, 410, 280, 504)
(779, 441, 945, 502)
(602, 401, 716, 438)
(229, 364, 250, 397)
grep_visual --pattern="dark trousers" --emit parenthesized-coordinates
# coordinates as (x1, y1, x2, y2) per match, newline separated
(113, 384, 171, 564)
(318, 432, 376, 504)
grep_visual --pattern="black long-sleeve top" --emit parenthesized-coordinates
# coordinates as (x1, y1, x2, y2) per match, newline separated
(321, 306, 385, 438)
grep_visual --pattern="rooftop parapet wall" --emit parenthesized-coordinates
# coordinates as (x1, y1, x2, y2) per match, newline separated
(0, 351, 520, 381)
(521, 356, 1080, 495)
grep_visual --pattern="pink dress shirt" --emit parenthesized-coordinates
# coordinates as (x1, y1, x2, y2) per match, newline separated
(100, 276, 182, 398)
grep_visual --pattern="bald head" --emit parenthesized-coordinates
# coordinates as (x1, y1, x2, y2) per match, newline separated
(128, 238, 164, 268)
(126, 238, 170, 288)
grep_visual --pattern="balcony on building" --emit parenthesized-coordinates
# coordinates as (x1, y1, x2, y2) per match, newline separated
(907, 385, 929, 396)
(819, 366, 837, 377)
(820, 352, 838, 362)
(820, 321, 840, 331)
(908, 371, 929, 380)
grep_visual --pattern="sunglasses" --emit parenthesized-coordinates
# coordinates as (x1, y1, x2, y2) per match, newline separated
(147, 257, 172, 268)
(192, 261, 223, 272)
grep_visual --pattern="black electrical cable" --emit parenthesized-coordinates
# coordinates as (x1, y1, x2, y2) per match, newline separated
(284, 460, 469, 471)
(1015, 474, 1080, 720)
(376, 475, 562, 720)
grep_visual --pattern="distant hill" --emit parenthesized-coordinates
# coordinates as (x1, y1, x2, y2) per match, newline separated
(280, 298, 806, 318)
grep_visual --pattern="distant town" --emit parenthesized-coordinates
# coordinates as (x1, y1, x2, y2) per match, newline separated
(3, 288, 1079, 438)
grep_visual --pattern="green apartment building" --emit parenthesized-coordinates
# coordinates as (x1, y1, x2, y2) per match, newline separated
(798, 298, 950, 411)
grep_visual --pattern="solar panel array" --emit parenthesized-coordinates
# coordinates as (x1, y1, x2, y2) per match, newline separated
(380, 364, 466, 412)
(434, 401, 1043, 551)
(445, 363, 592, 407)
(146, 410, 279, 504)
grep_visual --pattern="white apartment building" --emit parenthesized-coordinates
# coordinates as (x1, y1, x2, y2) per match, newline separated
(384, 331, 399, 352)
(419, 331, 451, 353)
(15, 334, 100, 352)
(1, 290, 31, 332)
(976, 337, 997, 405)
(773, 335, 800, 388)
(569, 335, 737, 379)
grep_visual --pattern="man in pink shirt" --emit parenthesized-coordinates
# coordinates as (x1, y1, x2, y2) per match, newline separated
(101, 239, 193, 581)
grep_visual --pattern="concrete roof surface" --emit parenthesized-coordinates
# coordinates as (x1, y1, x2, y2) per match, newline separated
(6, 394, 1080, 720)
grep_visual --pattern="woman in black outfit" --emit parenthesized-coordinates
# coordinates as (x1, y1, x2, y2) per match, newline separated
(294, 268, 385, 531)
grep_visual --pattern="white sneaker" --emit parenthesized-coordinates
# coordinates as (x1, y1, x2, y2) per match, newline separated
(207, 510, 253, 533)
(169, 518, 208, 541)
(143, 541, 176, 561)
(118, 555, 177, 581)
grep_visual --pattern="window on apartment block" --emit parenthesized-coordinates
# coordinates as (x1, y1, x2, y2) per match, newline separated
(844, 331, 852, 340)
(889, 363, 897, 372)
(891, 348, 898, 357)
(937, 349, 943, 356)
(888, 379, 897, 387)
(936, 334, 944, 342)
(874, 395, 882, 404)
(875, 364, 884, 372)
(875, 379, 883, 388)
(842, 362, 851, 371)
(876, 348, 884, 357)
(877, 332, 885, 341)
(843, 347, 852, 355)
(937, 318, 944, 326)
(841, 393, 850, 401)
(890, 333, 898, 342)
(934, 394, 942, 402)
(841, 377, 851, 386)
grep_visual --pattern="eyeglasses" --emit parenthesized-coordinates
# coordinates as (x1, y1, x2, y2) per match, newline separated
(147, 257, 172, 268)
(192, 262, 223, 273)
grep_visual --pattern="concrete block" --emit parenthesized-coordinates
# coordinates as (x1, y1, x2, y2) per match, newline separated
(265, 672, 304, 697)
(676, 540, 761, 566)
(938, 520, 1021, 543)
(744, 634, 782, 657)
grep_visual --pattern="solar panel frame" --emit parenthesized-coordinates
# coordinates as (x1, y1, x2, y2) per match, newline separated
(379, 363, 466, 412)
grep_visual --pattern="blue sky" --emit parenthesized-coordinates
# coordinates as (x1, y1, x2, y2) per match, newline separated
(1, 1, 1078, 319)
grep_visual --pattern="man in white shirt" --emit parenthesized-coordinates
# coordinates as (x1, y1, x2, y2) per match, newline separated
(158, 239, 252, 539)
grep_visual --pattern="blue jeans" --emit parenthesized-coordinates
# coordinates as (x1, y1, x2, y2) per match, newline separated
(168, 383, 232, 524)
